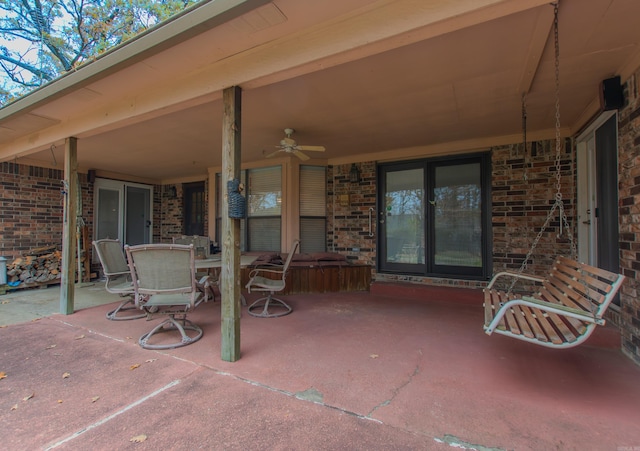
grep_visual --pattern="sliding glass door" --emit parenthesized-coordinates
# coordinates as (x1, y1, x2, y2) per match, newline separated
(94, 178, 152, 246)
(379, 163, 425, 273)
(432, 161, 483, 273)
(378, 154, 490, 278)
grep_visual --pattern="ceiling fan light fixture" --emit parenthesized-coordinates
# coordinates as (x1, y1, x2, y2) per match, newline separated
(349, 163, 361, 183)
(265, 128, 326, 160)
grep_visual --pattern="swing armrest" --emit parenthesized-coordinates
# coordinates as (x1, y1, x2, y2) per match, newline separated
(486, 271, 545, 290)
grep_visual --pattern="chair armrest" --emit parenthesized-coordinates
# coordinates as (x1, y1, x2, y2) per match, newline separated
(105, 270, 132, 278)
(248, 267, 285, 278)
(486, 271, 545, 290)
(251, 263, 284, 270)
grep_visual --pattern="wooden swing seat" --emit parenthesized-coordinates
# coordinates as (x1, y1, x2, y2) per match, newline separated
(484, 256, 625, 348)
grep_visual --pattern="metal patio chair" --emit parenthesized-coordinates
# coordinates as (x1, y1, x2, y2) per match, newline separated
(173, 235, 218, 300)
(125, 243, 213, 349)
(245, 239, 300, 318)
(92, 239, 146, 321)
(172, 235, 211, 258)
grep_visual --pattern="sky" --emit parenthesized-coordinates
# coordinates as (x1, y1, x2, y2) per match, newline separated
(0, 10, 66, 95)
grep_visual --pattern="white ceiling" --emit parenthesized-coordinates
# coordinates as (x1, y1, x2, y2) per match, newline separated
(1, 0, 639, 182)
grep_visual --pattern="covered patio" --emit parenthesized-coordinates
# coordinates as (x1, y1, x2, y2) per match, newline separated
(1, 283, 639, 449)
(1, 6, 640, 444)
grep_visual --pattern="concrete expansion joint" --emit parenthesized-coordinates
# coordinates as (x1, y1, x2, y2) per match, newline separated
(219, 374, 383, 423)
(44, 379, 182, 450)
(54, 318, 132, 345)
(433, 434, 505, 451)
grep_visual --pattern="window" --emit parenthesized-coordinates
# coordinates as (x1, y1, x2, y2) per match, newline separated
(215, 166, 281, 252)
(248, 166, 282, 251)
(300, 165, 327, 253)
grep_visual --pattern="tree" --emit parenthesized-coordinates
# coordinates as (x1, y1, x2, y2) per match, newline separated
(0, 0, 199, 104)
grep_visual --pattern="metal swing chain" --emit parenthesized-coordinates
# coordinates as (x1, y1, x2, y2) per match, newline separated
(551, 1, 590, 317)
(508, 1, 576, 293)
(552, 1, 577, 260)
(522, 93, 528, 181)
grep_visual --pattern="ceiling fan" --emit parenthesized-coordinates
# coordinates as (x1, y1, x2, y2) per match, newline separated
(264, 128, 325, 160)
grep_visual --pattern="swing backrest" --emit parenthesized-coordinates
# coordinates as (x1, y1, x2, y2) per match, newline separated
(540, 256, 624, 319)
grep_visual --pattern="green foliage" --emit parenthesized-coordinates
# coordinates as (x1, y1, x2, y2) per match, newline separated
(0, 0, 199, 102)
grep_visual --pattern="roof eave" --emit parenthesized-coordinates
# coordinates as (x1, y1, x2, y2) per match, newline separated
(0, 0, 270, 122)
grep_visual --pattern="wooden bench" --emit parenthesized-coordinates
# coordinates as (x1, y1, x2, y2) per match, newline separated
(484, 256, 625, 348)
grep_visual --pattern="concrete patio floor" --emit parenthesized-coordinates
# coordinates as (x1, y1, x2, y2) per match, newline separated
(1, 282, 639, 450)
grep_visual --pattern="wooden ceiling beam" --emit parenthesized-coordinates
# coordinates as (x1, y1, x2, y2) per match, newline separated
(518, 4, 555, 96)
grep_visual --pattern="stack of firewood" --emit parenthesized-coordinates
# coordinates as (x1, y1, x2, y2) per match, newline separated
(6, 245, 62, 286)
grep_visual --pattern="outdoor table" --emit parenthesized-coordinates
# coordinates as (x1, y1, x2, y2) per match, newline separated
(195, 254, 257, 305)
(195, 254, 257, 270)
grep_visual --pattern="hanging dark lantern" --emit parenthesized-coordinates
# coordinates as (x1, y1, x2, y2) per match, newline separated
(349, 163, 361, 183)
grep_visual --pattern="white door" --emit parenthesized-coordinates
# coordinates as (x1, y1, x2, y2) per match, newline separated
(576, 134, 597, 265)
(576, 111, 618, 268)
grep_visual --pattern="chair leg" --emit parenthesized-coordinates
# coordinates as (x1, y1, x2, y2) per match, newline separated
(247, 294, 292, 318)
(197, 275, 217, 303)
(138, 316, 203, 349)
(106, 296, 147, 321)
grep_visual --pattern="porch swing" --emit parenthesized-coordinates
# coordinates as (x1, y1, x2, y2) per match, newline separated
(482, 2, 625, 348)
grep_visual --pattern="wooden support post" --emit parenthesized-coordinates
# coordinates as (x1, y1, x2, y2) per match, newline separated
(60, 137, 78, 315)
(220, 86, 242, 362)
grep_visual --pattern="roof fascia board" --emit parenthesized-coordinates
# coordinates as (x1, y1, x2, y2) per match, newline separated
(0, 0, 270, 122)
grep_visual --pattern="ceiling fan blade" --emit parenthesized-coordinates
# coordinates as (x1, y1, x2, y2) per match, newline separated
(293, 150, 310, 160)
(265, 150, 282, 158)
(295, 145, 325, 152)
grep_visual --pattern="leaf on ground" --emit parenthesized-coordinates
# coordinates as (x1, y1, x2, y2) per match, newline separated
(130, 363, 141, 370)
(0, 372, 6, 380)
(23, 393, 34, 401)
(74, 334, 85, 340)
(57, 399, 63, 404)
(130, 434, 147, 443)
(11, 404, 18, 411)
(145, 359, 157, 363)
(62, 372, 70, 379)
(370, 354, 379, 359)
(1, 300, 9, 304)
(126, 336, 133, 340)
(91, 396, 100, 403)
(45, 344, 57, 349)
(31, 318, 41, 322)
(0, 325, 7, 328)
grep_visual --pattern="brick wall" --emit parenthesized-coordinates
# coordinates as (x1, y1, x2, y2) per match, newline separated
(617, 72, 640, 365)
(0, 167, 184, 274)
(328, 162, 376, 265)
(327, 160, 489, 290)
(158, 183, 183, 242)
(0, 162, 93, 261)
(328, 150, 577, 290)
(490, 138, 576, 290)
